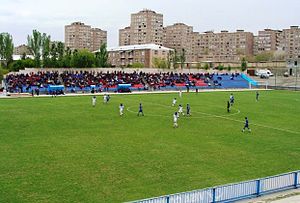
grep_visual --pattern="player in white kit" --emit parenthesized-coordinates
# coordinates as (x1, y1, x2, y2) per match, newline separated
(103, 94, 107, 103)
(92, 96, 97, 107)
(173, 112, 179, 128)
(178, 104, 184, 117)
(172, 98, 177, 106)
(179, 90, 182, 98)
(119, 103, 124, 116)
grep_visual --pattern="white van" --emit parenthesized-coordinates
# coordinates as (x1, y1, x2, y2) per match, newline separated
(255, 69, 274, 77)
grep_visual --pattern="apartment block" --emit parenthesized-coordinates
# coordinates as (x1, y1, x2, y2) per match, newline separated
(254, 29, 280, 55)
(117, 10, 300, 63)
(191, 30, 254, 62)
(65, 22, 107, 52)
(119, 27, 131, 46)
(162, 23, 193, 62)
(119, 9, 164, 46)
(107, 44, 172, 68)
(91, 28, 107, 52)
(279, 26, 300, 59)
(13, 44, 31, 55)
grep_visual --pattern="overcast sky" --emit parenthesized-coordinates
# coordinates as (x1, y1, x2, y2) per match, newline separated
(1, 0, 299, 47)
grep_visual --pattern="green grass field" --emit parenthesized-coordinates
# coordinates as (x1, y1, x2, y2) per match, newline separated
(0, 90, 300, 203)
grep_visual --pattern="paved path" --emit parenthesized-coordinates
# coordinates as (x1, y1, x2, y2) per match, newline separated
(238, 189, 300, 203)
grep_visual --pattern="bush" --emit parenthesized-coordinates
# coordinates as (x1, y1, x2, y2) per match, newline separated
(241, 58, 247, 72)
(227, 65, 232, 71)
(71, 50, 95, 68)
(153, 57, 168, 69)
(218, 65, 224, 71)
(9, 58, 35, 72)
(204, 63, 209, 70)
(132, 62, 144, 68)
(0, 67, 9, 81)
(196, 62, 202, 69)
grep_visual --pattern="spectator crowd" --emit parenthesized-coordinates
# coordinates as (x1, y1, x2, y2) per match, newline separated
(4, 70, 242, 94)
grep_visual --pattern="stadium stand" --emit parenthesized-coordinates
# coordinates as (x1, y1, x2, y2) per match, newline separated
(4, 71, 249, 94)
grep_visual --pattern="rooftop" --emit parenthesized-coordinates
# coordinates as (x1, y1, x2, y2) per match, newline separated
(101, 44, 173, 52)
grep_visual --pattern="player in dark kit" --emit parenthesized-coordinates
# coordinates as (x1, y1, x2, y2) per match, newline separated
(256, 91, 259, 102)
(137, 103, 144, 116)
(186, 104, 191, 116)
(230, 93, 234, 106)
(227, 101, 231, 113)
(242, 117, 251, 132)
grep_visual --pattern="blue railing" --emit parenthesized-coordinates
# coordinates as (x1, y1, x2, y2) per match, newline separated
(241, 73, 258, 86)
(129, 170, 300, 203)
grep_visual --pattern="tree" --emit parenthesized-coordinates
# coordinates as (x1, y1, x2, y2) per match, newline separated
(27, 30, 43, 67)
(57, 42, 65, 67)
(0, 33, 14, 68)
(63, 47, 72, 68)
(273, 50, 286, 61)
(0, 66, 9, 81)
(180, 48, 186, 69)
(241, 57, 247, 72)
(255, 51, 274, 62)
(166, 51, 173, 69)
(0, 67, 3, 81)
(50, 43, 58, 67)
(172, 49, 180, 69)
(41, 33, 51, 67)
(95, 43, 108, 67)
(0, 34, 3, 65)
(9, 58, 35, 71)
(227, 65, 232, 71)
(153, 57, 168, 69)
(21, 52, 27, 60)
(204, 63, 209, 70)
(196, 62, 202, 71)
(71, 49, 95, 68)
(131, 62, 144, 68)
(218, 65, 224, 71)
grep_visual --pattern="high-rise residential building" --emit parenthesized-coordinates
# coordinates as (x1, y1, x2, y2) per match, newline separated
(117, 10, 300, 63)
(107, 44, 172, 68)
(254, 29, 280, 55)
(190, 30, 254, 62)
(119, 9, 164, 46)
(119, 27, 131, 46)
(162, 23, 193, 62)
(279, 26, 300, 60)
(65, 22, 107, 52)
(13, 45, 31, 55)
(91, 28, 107, 52)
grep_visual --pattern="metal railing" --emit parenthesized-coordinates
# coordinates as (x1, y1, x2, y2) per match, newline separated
(130, 170, 300, 203)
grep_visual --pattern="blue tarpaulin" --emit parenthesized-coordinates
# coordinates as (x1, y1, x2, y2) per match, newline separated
(117, 84, 131, 90)
(48, 85, 64, 91)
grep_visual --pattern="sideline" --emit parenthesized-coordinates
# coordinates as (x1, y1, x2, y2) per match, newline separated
(0, 88, 268, 99)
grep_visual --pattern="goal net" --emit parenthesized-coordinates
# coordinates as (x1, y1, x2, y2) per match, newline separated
(249, 81, 268, 90)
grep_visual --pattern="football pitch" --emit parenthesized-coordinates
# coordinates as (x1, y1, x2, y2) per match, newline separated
(0, 90, 300, 203)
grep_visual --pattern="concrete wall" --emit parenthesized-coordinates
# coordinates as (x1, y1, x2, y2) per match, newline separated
(9, 67, 243, 75)
(5, 60, 287, 76)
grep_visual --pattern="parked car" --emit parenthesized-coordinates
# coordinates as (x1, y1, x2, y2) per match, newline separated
(284, 72, 289, 77)
(255, 69, 274, 77)
(260, 73, 270, 79)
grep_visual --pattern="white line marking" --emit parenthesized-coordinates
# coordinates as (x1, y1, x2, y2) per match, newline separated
(192, 110, 300, 135)
(124, 98, 300, 135)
